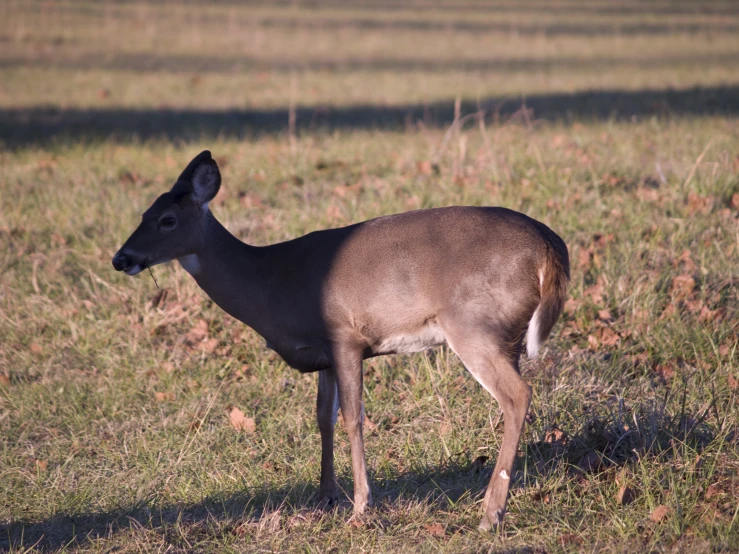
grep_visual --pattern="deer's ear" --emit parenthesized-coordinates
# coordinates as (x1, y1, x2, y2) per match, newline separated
(190, 158, 221, 205)
(173, 151, 221, 206)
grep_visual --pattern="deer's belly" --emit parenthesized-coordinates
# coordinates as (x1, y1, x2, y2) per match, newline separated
(266, 341, 331, 373)
(373, 324, 446, 355)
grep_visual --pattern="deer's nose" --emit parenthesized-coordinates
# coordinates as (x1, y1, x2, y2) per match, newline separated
(112, 251, 131, 272)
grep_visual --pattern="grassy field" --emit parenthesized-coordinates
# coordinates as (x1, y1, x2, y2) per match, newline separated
(1, 1, 738, 552)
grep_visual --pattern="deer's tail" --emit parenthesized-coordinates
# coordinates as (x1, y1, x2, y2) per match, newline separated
(525, 241, 570, 358)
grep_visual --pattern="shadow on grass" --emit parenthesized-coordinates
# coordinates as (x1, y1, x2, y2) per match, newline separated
(5, 51, 739, 75)
(1, 397, 719, 551)
(1, 84, 739, 149)
(0, 461, 489, 551)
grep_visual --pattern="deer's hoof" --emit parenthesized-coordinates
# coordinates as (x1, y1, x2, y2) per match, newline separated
(478, 509, 505, 532)
(317, 491, 339, 510)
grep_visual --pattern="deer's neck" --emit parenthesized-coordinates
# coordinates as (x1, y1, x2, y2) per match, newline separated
(178, 211, 271, 334)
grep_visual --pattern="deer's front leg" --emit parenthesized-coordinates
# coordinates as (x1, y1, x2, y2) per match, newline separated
(333, 347, 372, 515)
(316, 368, 339, 507)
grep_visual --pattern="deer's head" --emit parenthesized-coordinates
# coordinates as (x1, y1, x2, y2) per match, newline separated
(112, 150, 220, 276)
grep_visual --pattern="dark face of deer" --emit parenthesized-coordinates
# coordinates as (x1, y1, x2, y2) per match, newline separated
(112, 150, 220, 276)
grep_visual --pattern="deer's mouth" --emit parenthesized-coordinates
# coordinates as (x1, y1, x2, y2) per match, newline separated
(112, 250, 148, 276)
(124, 263, 146, 276)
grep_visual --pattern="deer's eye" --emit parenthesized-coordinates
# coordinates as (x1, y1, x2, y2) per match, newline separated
(158, 216, 177, 229)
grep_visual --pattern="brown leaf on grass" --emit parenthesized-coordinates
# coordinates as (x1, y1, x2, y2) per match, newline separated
(699, 305, 724, 323)
(588, 327, 620, 349)
(653, 363, 675, 382)
(660, 303, 676, 320)
(671, 274, 696, 300)
(154, 391, 173, 402)
(584, 281, 604, 304)
(616, 485, 636, 505)
(416, 160, 433, 176)
(349, 518, 365, 529)
(558, 533, 583, 546)
(0, 373, 9, 387)
(424, 523, 446, 537)
(673, 249, 696, 271)
(650, 505, 670, 523)
(687, 191, 715, 216)
(364, 414, 378, 432)
(186, 319, 209, 344)
(30, 343, 43, 355)
(35, 460, 48, 471)
(705, 484, 722, 500)
(229, 407, 256, 434)
(593, 233, 615, 248)
(728, 374, 738, 391)
(544, 426, 568, 446)
(598, 309, 612, 321)
(201, 337, 219, 353)
(577, 248, 592, 269)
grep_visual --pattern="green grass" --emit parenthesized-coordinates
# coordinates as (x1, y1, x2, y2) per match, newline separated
(1, 1, 739, 552)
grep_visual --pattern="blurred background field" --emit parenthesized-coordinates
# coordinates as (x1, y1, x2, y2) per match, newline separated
(0, 1, 738, 552)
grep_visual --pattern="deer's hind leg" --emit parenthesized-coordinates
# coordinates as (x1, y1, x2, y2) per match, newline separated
(316, 368, 339, 506)
(441, 320, 531, 530)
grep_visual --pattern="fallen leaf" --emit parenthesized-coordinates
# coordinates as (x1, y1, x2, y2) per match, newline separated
(416, 160, 433, 176)
(424, 523, 445, 537)
(598, 309, 612, 321)
(186, 319, 209, 344)
(584, 281, 604, 304)
(705, 484, 722, 500)
(544, 426, 568, 445)
(0, 374, 9, 387)
(349, 518, 365, 529)
(671, 275, 695, 300)
(30, 343, 43, 355)
(686, 191, 714, 216)
(653, 363, 675, 382)
(229, 407, 256, 434)
(558, 533, 583, 546)
(154, 391, 172, 402)
(363, 414, 378, 432)
(728, 374, 738, 390)
(598, 327, 620, 347)
(650, 505, 669, 523)
(201, 337, 219, 353)
(674, 249, 696, 271)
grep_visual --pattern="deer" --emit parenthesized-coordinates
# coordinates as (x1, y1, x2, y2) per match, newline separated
(112, 150, 569, 530)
